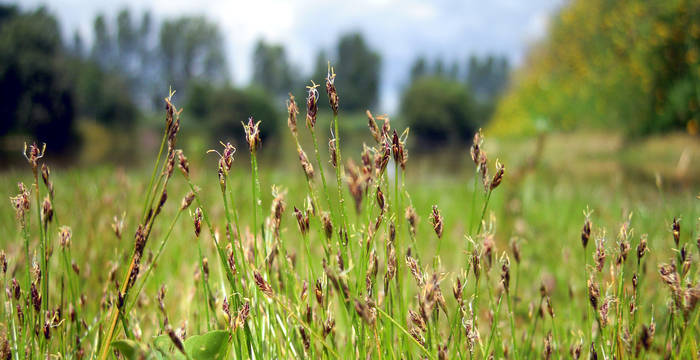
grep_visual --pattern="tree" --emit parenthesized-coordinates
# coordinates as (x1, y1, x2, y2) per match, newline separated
(335, 32, 381, 111)
(466, 55, 509, 102)
(409, 56, 428, 82)
(186, 82, 279, 145)
(400, 77, 479, 145)
(159, 16, 229, 97)
(252, 39, 295, 98)
(0, 5, 76, 153)
(491, 0, 700, 136)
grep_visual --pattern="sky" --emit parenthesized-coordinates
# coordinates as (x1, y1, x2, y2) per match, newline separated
(15, 0, 566, 112)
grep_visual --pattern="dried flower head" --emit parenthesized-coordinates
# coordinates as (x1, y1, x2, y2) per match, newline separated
(431, 205, 444, 239)
(636, 234, 648, 263)
(510, 238, 521, 264)
(367, 110, 382, 143)
(236, 301, 250, 330)
(405, 205, 418, 237)
(294, 206, 310, 236)
(406, 254, 424, 287)
(59, 226, 72, 249)
(321, 212, 333, 240)
(10, 182, 31, 221)
(581, 210, 592, 249)
(242, 117, 262, 153)
(587, 277, 600, 310)
(489, 160, 505, 190)
(306, 81, 319, 128)
(0, 251, 6, 274)
(181, 191, 195, 211)
(325, 64, 339, 115)
(297, 147, 314, 180)
(594, 235, 606, 272)
(328, 138, 337, 168)
(671, 217, 680, 246)
(254, 271, 273, 297)
(23, 142, 46, 169)
(193, 208, 203, 238)
(176, 149, 190, 179)
(41, 196, 53, 225)
(409, 309, 426, 332)
(287, 93, 299, 136)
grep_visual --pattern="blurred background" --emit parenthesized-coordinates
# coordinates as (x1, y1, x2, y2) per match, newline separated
(0, 0, 698, 182)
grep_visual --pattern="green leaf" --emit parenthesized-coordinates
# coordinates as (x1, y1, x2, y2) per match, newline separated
(183, 330, 231, 360)
(111, 339, 151, 360)
(150, 330, 230, 360)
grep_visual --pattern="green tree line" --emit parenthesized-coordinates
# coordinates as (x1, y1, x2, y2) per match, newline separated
(491, 0, 700, 137)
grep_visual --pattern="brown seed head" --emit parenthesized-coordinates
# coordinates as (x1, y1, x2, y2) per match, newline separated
(510, 238, 521, 264)
(581, 216, 592, 249)
(323, 315, 335, 338)
(672, 217, 680, 246)
(294, 206, 309, 236)
(500, 255, 511, 293)
(193, 208, 203, 238)
(658, 263, 679, 290)
(254, 271, 274, 297)
(31, 282, 41, 312)
(405, 254, 424, 287)
(315, 279, 324, 306)
(11, 278, 20, 300)
(470, 129, 483, 166)
(408, 309, 426, 332)
(376, 186, 385, 212)
(181, 191, 195, 211)
(453, 277, 463, 303)
(367, 110, 382, 143)
(328, 138, 337, 168)
(305, 82, 319, 128)
(236, 301, 250, 329)
(166, 324, 186, 355)
(243, 117, 262, 153)
(570, 341, 582, 359)
(10, 182, 31, 221)
(59, 226, 72, 249)
(636, 234, 648, 263)
(297, 148, 314, 180)
(405, 205, 418, 237)
(587, 277, 600, 310)
(176, 150, 190, 179)
(325, 64, 339, 115)
(23, 142, 46, 169)
(42, 196, 53, 225)
(489, 160, 504, 190)
(287, 93, 299, 136)
(594, 236, 606, 272)
(430, 205, 443, 239)
(321, 212, 333, 240)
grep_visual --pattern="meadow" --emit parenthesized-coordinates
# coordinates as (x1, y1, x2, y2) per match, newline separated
(0, 77, 698, 359)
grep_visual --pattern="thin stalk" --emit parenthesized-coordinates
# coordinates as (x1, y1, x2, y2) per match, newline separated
(476, 189, 492, 235)
(506, 292, 518, 359)
(250, 149, 262, 266)
(332, 113, 349, 249)
(484, 294, 503, 356)
(376, 307, 436, 360)
(141, 130, 168, 220)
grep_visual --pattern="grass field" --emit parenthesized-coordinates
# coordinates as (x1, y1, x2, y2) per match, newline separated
(0, 91, 698, 359)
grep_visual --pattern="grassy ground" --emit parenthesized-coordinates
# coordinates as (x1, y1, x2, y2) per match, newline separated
(0, 104, 698, 359)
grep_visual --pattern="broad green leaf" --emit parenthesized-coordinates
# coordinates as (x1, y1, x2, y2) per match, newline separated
(111, 339, 151, 360)
(151, 330, 230, 360)
(183, 330, 231, 360)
